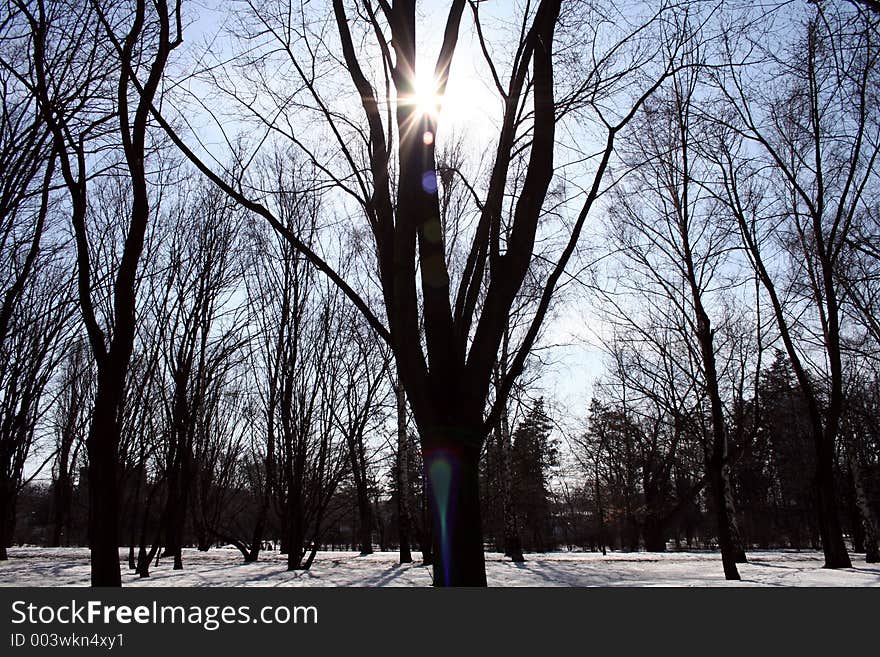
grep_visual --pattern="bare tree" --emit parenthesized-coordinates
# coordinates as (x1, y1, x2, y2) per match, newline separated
(243, 163, 351, 569)
(332, 312, 392, 556)
(142, 0, 686, 585)
(50, 339, 91, 547)
(709, 1, 880, 568)
(0, 15, 65, 559)
(152, 183, 244, 569)
(605, 44, 751, 576)
(0, 258, 72, 559)
(8, 0, 183, 585)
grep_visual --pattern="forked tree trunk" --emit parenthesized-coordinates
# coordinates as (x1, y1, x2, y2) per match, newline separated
(244, 509, 268, 563)
(136, 534, 161, 578)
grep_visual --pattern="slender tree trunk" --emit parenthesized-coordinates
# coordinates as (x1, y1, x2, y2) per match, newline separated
(692, 300, 742, 579)
(724, 470, 748, 563)
(172, 466, 190, 570)
(495, 328, 523, 562)
(355, 488, 373, 555)
(595, 459, 606, 556)
(395, 378, 412, 564)
(708, 458, 742, 579)
(248, 422, 275, 563)
(51, 461, 73, 548)
(136, 534, 161, 578)
(136, 524, 162, 579)
(279, 511, 289, 555)
(245, 511, 266, 563)
(287, 487, 306, 571)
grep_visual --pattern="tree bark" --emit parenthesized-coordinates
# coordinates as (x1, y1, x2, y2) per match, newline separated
(424, 438, 487, 586)
(86, 376, 122, 586)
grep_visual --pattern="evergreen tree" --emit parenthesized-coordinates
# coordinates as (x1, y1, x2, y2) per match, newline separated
(511, 398, 558, 551)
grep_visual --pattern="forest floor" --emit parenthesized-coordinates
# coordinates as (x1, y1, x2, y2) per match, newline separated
(1, 547, 879, 586)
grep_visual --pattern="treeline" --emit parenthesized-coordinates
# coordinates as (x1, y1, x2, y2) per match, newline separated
(559, 355, 880, 560)
(10, 353, 879, 566)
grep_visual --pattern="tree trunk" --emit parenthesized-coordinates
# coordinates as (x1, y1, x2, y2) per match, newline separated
(172, 483, 188, 570)
(725, 476, 748, 564)
(642, 516, 667, 552)
(287, 491, 306, 571)
(51, 466, 73, 548)
(0, 485, 11, 561)
(709, 459, 742, 580)
(136, 536, 161, 578)
(160, 467, 181, 565)
(244, 510, 267, 563)
(419, 472, 434, 566)
(395, 378, 412, 564)
(815, 430, 852, 568)
(687, 240, 743, 578)
(595, 460, 606, 556)
(424, 439, 487, 587)
(86, 378, 122, 587)
(355, 484, 373, 556)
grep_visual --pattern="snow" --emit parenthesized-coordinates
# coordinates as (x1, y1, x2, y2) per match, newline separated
(1, 547, 878, 587)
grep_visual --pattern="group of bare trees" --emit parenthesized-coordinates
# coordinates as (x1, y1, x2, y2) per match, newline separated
(582, 1, 880, 578)
(0, 0, 877, 587)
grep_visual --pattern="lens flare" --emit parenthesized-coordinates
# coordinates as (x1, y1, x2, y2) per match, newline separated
(427, 453, 454, 586)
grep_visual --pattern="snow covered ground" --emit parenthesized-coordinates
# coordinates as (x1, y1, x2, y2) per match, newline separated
(1, 547, 878, 586)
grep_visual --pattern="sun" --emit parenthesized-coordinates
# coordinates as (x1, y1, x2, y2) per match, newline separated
(398, 65, 497, 142)
(412, 73, 443, 120)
